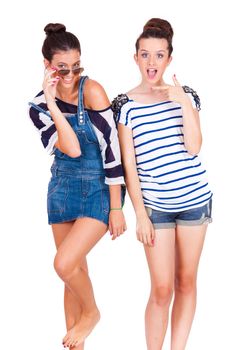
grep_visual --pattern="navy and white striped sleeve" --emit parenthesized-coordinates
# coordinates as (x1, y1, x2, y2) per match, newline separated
(28, 93, 58, 155)
(88, 107, 125, 185)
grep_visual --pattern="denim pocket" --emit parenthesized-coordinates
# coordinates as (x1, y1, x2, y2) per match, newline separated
(206, 199, 212, 218)
(101, 189, 110, 214)
(47, 177, 62, 197)
(53, 147, 81, 160)
(97, 176, 110, 214)
(77, 129, 98, 145)
(145, 206, 153, 218)
(47, 177, 68, 214)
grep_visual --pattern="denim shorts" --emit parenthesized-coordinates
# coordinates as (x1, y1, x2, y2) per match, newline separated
(145, 199, 212, 229)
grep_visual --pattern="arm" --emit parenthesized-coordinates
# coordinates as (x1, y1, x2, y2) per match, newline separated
(118, 123, 155, 246)
(153, 75, 202, 155)
(43, 68, 81, 157)
(85, 79, 126, 239)
(180, 97, 202, 155)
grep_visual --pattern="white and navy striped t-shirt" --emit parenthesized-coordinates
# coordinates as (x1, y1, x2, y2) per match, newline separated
(29, 91, 125, 186)
(114, 89, 212, 212)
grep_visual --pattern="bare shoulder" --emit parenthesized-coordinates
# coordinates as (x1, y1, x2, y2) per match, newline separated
(84, 79, 110, 110)
(126, 86, 139, 100)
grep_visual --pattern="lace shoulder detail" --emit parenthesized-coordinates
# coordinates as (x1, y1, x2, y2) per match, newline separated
(111, 94, 129, 121)
(182, 85, 201, 111)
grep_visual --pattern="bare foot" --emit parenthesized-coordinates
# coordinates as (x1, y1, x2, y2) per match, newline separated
(63, 309, 100, 348)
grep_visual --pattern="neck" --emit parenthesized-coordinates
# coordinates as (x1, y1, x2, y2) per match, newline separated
(139, 78, 166, 92)
(56, 83, 78, 102)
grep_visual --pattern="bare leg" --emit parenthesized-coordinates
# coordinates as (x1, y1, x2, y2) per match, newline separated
(171, 224, 207, 350)
(144, 228, 175, 350)
(53, 217, 107, 348)
(52, 222, 87, 350)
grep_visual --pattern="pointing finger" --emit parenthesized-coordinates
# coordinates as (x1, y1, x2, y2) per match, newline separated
(172, 74, 181, 86)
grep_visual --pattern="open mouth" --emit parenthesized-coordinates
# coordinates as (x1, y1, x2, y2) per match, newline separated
(147, 69, 157, 79)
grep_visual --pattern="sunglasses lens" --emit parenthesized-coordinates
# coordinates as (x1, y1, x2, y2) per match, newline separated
(57, 69, 70, 76)
(73, 67, 84, 75)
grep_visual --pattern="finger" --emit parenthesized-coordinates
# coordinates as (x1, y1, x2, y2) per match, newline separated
(143, 234, 149, 246)
(72, 341, 78, 348)
(47, 78, 60, 86)
(151, 234, 155, 246)
(120, 227, 124, 235)
(108, 223, 113, 235)
(172, 74, 181, 86)
(139, 237, 144, 244)
(150, 237, 155, 246)
(111, 229, 117, 240)
(112, 233, 117, 240)
(117, 228, 121, 237)
(44, 67, 57, 79)
(151, 227, 155, 240)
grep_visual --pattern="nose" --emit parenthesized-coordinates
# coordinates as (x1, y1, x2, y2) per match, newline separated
(149, 55, 155, 66)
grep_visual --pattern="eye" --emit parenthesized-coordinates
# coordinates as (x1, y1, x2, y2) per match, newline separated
(157, 54, 164, 59)
(141, 53, 148, 58)
(57, 64, 67, 69)
(73, 62, 80, 68)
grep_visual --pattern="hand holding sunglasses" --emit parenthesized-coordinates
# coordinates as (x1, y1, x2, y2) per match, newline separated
(43, 68, 60, 105)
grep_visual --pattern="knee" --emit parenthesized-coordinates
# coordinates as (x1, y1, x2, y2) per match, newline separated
(150, 285, 173, 307)
(175, 273, 196, 295)
(54, 253, 80, 282)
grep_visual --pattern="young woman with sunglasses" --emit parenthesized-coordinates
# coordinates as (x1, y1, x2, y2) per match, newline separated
(112, 18, 212, 350)
(29, 23, 126, 349)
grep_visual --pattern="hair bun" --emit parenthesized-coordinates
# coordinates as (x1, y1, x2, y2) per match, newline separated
(44, 23, 66, 36)
(143, 18, 173, 39)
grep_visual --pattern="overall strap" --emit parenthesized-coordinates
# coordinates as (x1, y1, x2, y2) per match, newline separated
(77, 75, 89, 125)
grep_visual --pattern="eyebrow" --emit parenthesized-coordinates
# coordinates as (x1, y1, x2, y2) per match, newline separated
(57, 60, 80, 65)
(140, 49, 166, 53)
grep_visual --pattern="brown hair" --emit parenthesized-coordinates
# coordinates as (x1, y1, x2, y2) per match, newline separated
(42, 23, 81, 61)
(135, 18, 173, 56)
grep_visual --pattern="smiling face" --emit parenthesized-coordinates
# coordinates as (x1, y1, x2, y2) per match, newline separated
(44, 49, 81, 89)
(135, 37, 172, 85)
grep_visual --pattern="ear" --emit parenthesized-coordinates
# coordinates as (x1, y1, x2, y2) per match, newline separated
(167, 55, 173, 66)
(134, 53, 139, 65)
(44, 58, 50, 69)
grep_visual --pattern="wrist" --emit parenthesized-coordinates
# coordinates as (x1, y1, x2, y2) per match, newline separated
(135, 208, 148, 219)
(180, 95, 192, 108)
(47, 100, 57, 108)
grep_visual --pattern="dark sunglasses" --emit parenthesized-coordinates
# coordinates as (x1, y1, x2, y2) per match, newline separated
(56, 67, 84, 76)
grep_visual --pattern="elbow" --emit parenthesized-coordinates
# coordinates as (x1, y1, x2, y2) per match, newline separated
(187, 149, 199, 156)
(67, 149, 82, 158)
(186, 143, 202, 156)
(185, 136, 202, 156)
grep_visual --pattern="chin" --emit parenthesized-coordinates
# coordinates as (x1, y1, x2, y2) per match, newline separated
(60, 81, 75, 88)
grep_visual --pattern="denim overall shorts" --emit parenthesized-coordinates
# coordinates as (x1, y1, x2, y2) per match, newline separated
(46, 76, 113, 225)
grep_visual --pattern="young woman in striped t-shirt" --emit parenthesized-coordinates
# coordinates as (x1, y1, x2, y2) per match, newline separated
(113, 18, 212, 350)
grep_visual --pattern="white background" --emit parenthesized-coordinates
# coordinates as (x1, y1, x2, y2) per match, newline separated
(1, 0, 232, 349)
